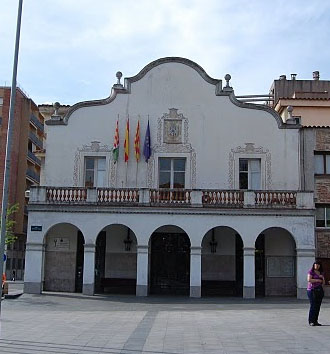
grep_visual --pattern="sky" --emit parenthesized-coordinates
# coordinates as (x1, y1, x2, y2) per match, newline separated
(1, 0, 330, 105)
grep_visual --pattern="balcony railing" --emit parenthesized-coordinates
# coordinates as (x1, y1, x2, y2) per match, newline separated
(46, 187, 87, 203)
(150, 189, 191, 206)
(29, 187, 314, 210)
(202, 190, 244, 207)
(30, 114, 44, 133)
(27, 150, 41, 166)
(97, 188, 139, 204)
(26, 168, 40, 183)
(29, 131, 43, 149)
(255, 191, 297, 207)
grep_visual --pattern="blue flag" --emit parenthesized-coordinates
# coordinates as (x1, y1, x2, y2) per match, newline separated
(143, 120, 151, 162)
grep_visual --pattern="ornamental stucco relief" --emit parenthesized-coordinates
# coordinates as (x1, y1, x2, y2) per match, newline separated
(148, 108, 196, 188)
(73, 141, 111, 186)
(228, 143, 272, 189)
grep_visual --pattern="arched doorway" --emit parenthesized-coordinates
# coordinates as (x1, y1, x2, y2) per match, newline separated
(201, 227, 243, 296)
(149, 225, 190, 295)
(44, 223, 84, 293)
(255, 227, 296, 297)
(94, 224, 137, 295)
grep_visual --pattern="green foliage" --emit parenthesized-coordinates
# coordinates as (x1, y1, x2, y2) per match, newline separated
(0, 203, 19, 245)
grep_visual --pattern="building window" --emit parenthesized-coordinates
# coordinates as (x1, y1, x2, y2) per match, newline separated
(316, 206, 330, 227)
(0, 97, 3, 106)
(84, 157, 106, 187)
(314, 152, 330, 174)
(239, 159, 261, 189)
(159, 158, 185, 188)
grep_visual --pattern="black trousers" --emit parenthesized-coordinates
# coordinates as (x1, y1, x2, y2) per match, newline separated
(307, 289, 324, 324)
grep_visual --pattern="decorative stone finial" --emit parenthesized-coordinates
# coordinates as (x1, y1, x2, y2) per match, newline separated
(285, 105, 300, 125)
(53, 102, 60, 115)
(225, 74, 231, 86)
(223, 74, 233, 92)
(113, 71, 124, 90)
(50, 101, 62, 121)
(116, 71, 123, 85)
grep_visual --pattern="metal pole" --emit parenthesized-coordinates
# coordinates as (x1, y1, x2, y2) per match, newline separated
(0, 0, 24, 311)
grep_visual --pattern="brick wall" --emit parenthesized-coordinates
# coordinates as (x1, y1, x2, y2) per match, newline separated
(316, 129, 330, 151)
(316, 230, 330, 258)
(315, 178, 330, 203)
(315, 129, 330, 275)
(0, 88, 22, 208)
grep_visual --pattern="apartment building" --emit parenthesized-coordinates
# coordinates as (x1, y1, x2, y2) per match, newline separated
(269, 72, 330, 285)
(0, 86, 45, 280)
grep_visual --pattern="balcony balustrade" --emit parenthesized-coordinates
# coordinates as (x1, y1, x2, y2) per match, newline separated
(29, 131, 43, 149)
(97, 188, 139, 204)
(27, 150, 41, 166)
(255, 191, 297, 207)
(46, 187, 87, 203)
(26, 168, 40, 183)
(30, 114, 44, 133)
(150, 189, 191, 206)
(28, 186, 314, 210)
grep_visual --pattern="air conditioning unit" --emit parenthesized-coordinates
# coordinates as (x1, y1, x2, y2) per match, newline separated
(25, 190, 30, 198)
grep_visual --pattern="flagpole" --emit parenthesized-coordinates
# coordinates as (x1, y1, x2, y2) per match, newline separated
(125, 115, 129, 187)
(125, 162, 128, 187)
(146, 115, 150, 187)
(115, 114, 119, 188)
(136, 161, 138, 187)
(135, 118, 140, 187)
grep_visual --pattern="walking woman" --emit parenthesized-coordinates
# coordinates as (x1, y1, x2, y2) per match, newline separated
(307, 261, 325, 326)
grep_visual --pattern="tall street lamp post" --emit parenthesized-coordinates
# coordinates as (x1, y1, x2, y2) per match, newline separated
(0, 0, 24, 312)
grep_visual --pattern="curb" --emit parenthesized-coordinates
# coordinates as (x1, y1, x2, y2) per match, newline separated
(4, 291, 24, 299)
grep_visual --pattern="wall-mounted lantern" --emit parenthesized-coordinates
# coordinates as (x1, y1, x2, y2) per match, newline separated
(209, 230, 217, 253)
(124, 230, 132, 252)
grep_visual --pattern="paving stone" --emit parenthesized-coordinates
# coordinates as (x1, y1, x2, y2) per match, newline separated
(1, 294, 330, 353)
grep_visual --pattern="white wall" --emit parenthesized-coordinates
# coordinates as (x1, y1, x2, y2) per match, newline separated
(43, 60, 300, 190)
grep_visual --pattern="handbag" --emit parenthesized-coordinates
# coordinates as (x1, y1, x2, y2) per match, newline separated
(312, 286, 324, 301)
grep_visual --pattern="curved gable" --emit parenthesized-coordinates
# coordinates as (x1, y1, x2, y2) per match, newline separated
(49, 57, 293, 130)
(56, 57, 221, 124)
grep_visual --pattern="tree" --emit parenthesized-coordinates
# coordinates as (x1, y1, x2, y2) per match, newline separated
(0, 203, 19, 245)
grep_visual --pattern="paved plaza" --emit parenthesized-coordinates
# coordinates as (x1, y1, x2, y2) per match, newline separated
(0, 293, 330, 354)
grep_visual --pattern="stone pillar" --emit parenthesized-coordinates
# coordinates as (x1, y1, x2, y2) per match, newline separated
(83, 244, 95, 295)
(190, 246, 202, 298)
(24, 242, 45, 294)
(243, 247, 255, 298)
(296, 248, 315, 299)
(136, 245, 149, 296)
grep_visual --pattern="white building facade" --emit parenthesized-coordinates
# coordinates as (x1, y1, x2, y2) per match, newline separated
(25, 58, 315, 299)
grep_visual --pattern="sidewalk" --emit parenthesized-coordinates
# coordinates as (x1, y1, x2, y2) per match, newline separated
(1, 293, 330, 353)
(2, 281, 23, 299)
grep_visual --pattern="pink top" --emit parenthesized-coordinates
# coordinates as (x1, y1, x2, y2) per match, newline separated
(307, 270, 323, 290)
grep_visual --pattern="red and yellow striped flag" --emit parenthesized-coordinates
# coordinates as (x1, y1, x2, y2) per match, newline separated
(124, 119, 129, 162)
(134, 120, 140, 162)
(113, 119, 119, 163)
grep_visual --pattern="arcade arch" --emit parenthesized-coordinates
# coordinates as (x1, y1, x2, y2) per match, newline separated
(255, 227, 296, 297)
(149, 225, 191, 295)
(201, 226, 243, 296)
(94, 224, 137, 294)
(43, 223, 85, 292)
